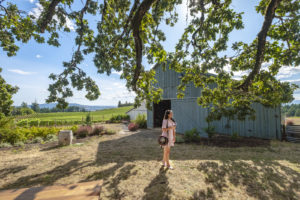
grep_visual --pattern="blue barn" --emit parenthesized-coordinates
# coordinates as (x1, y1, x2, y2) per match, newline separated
(147, 64, 282, 140)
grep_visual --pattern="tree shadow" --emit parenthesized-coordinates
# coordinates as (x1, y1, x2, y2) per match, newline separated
(190, 187, 216, 200)
(197, 160, 300, 200)
(142, 166, 171, 200)
(1, 159, 93, 190)
(0, 166, 27, 179)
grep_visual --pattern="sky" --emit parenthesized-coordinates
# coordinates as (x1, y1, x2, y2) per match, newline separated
(1, 0, 300, 106)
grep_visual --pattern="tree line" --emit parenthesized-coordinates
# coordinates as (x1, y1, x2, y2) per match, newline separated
(12, 101, 86, 116)
(118, 101, 133, 108)
(282, 104, 300, 117)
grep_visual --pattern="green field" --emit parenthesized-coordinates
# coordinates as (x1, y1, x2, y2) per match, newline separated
(17, 106, 133, 122)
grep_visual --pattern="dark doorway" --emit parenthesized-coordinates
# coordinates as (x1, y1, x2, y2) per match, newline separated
(153, 100, 171, 127)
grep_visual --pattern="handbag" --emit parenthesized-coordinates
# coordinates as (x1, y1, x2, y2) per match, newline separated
(158, 120, 169, 146)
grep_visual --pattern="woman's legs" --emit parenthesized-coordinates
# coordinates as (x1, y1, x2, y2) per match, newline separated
(162, 146, 167, 165)
(165, 146, 171, 166)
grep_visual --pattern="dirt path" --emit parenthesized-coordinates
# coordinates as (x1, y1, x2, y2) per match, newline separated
(0, 125, 299, 199)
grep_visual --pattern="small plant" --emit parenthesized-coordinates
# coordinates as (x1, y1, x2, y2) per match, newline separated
(85, 112, 92, 126)
(0, 142, 12, 148)
(183, 128, 201, 143)
(231, 132, 239, 140)
(76, 126, 92, 138)
(14, 141, 24, 147)
(175, 136, 185, 143)
(45, 134, 58, 142)
(286, 119, 294, 126)
(128, 123, 139, 131)
(135, 114, 147, 129)
(110, 114, 130, 123)
(32, 137, 44, 143)
(91, 125, 105, 136)
(70, 125, 78, 133)
(106, 129, 117, 135)
(204, 126, 215, 139)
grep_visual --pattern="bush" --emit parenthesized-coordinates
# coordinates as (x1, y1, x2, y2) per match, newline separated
(135, 114, 147, 128)
(286, 119, 294, 126)
(70, 125, 78, 133)
(183, 128, 201, 143)
(0, 128, 26, 144)
(16, 119, 29, 127)
(204, 126, 216, 139)
(14, 141, 24, 147)
(0, 142, 12, 148)
(76, 126, 92, 138)
(128, 123, 139, 131)
(106, 129, 116, 135)
(86, 113, 92, 126)
(110, 114, 130, 123)
(32, 137, 44, 143)
(91, 125, 105, 136)
(29, 119, 40, 127)
(45, 134, 58, 142)
(175, 136, 185, 143)
(231, 132, 239, 140)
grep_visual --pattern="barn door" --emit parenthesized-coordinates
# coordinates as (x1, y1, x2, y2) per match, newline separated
(153, 100, 171, 127)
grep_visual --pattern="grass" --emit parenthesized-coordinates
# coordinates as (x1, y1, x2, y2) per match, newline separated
(0, 126, 299, 200)
(17, 106, 133, 122)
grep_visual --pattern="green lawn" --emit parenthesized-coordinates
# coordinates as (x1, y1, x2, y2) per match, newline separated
(17, 106, 133, 122)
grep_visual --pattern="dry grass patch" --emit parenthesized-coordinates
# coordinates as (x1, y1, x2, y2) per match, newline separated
(0, 126, 299, 200)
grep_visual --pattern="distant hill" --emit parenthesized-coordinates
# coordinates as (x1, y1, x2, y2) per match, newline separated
(36, 103, 115, 111)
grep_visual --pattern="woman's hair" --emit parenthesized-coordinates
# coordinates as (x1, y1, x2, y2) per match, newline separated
(164, 110, 176, 123)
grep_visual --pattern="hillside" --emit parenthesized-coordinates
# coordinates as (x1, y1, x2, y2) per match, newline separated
(19, 106, 133, 122)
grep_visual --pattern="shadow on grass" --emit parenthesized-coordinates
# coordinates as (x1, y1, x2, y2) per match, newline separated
(142, 166, 171, 200)
(1, 129, 299, 199)
(197, 160, 300, 200)
(0, 166, 28, 179)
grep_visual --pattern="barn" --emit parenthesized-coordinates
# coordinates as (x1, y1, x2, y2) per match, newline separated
(147, 63, 282, 140)
(126, 101, 147, 120)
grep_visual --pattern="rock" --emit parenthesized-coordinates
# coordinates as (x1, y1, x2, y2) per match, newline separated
(58, 130, 73, 146)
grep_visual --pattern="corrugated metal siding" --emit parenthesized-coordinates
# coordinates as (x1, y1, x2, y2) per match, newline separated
(147, 109, 153, 128)
(148, 64, 282, 139)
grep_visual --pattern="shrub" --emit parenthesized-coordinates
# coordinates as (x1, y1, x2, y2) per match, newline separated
(32, 137, 44, 143)
(231, 132, 239, 140)
(128, 123, 139, 131)
(110, 114, 130, 123)
(86, 113, 92, 126)
(106, 129, 117, 135)
(16, 119, 29, 127)
(286, 119, 294, 126)
(76, 126, 92, 138)
(70, 125, 78, 133)
(183, 128, 201, 143)
(0, 128, 26, 144)
(14, 141, 24, 147)
(175, 136, 185, 143)
(0, 142, 12, 148)
(135, 114, 147, 128)
(204, 126, 216, 139)
(45, 134, 58, 142)
(91, 125, 105, 136)
(29, 119, 40, 127)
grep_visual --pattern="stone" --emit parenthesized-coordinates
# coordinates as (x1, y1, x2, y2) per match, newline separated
(58, 130, 73, 146)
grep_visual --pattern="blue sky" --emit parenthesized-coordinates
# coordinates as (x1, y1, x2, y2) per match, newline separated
(1, 0, 300, 106)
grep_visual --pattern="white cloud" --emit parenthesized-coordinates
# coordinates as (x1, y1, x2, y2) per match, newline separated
(29, 0, 35, 3)
(8, 69, 36, 75)
(276, 66, 300, 79)
(36, 54, 42, 58)
(29, 3, 75, 31)
(112, 70, 123, 75)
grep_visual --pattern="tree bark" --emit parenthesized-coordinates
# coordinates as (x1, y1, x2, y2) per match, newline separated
(131, 0, 157, 91)
(238, 0, 282, 91)
(39, 0, 62, 33)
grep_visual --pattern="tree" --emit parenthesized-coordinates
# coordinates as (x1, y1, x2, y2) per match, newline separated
(21, 102, 28, 109)
(31, 100, 40, 112)
(1, 0, 299, 121)
(295, 109, 300, 117)
(118, 101, 121, 107)
(0, 68, 19, 118)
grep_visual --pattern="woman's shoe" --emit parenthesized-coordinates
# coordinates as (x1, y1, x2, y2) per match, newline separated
(167, 165, 174, 170)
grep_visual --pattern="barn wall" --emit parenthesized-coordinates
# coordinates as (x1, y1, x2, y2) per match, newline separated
(127, 102, 147, 121)
(147, 64, 282, 139)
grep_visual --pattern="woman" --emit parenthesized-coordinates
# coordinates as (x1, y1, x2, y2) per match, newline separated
(161, 110, 176, 169)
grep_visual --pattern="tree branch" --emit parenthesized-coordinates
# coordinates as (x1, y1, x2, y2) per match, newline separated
(39, 0, 62, 33)
(131, 0, 157, 91)
(238, 0, 282, 91)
